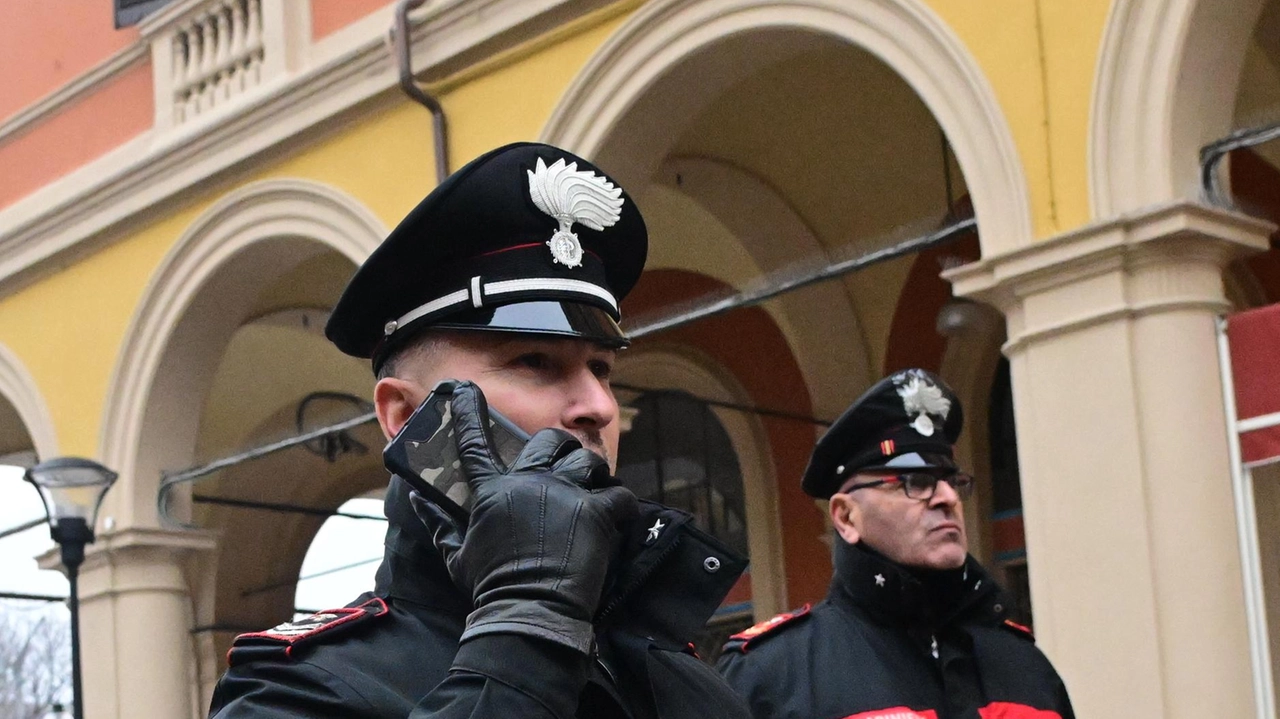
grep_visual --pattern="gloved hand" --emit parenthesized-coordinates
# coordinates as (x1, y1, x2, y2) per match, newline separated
(411, 381, 638, 655)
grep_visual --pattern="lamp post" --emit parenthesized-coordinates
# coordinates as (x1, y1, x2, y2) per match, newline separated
(24, 457, 118, 719)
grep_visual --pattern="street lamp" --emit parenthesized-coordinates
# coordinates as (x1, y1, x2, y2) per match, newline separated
(24, 457, 118, 719)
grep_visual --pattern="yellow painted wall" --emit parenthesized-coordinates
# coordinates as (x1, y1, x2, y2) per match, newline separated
(929, 0, 1113, 236)
(0, 0, 1117, 454)
(0, 8, 630, 457)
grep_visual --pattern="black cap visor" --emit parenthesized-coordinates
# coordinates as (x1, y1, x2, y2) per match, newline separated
(432, 300, 629, 348)
(857, 452, 958, 473)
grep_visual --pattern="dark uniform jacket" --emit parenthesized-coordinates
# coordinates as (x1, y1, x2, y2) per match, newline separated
(209, 476, 750, 719)
(717, 542, 1073, 719)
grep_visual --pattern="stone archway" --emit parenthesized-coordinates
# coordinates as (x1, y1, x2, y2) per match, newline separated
(1090, 0, 1270, 217)
(98, 179, 385, 528)
(542, 0, 1032, 256)
(86, 179, 385, 719)
(0, 342, 58, 460)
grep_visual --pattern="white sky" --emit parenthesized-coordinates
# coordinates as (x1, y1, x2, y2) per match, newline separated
(0, 464, 388, 625)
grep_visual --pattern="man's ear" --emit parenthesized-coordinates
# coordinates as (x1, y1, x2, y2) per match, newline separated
(374, 377, 423, 440)
(829, 493, 862, 545)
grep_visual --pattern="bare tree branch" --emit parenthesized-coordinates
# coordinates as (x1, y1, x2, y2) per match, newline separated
(0, 604, 70, 719)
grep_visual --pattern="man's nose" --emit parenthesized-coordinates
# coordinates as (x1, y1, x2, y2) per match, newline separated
(563, 369, 617, 430)
(929, 478, 962, 508)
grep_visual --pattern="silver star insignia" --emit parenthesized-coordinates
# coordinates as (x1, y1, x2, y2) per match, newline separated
(647, 519, 665, 542)
(874, 573, 886, 587)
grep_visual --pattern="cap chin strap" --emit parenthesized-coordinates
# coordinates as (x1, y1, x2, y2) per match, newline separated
(384, 277, 618, 338)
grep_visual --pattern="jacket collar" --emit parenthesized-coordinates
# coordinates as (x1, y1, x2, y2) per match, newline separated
(829, 540, 1005, 629)
(374, 476, 472, 613)
(597, 500, 747, 645)
(374, 479, 746, 637)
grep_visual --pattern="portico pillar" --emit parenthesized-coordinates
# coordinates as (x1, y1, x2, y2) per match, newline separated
(44, 527, 217, 719)
(946, 202, 1272, 718)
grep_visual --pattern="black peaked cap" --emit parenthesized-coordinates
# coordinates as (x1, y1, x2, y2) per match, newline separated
(326, 142, 647, 370)
(802, 369, 965, 499)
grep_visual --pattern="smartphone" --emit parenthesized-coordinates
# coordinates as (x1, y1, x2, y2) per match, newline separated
(383, 380, 530, 522)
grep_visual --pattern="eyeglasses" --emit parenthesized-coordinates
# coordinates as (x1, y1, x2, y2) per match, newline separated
(843, 471, 975, 501)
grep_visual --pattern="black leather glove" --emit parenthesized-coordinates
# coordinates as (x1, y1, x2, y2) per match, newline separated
(411, 381, 638, 654)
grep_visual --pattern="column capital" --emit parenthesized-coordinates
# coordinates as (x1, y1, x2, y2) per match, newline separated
(39, 526, 218, 568)
(40, 526, 218, 602)
(946, 202, 1273, 353)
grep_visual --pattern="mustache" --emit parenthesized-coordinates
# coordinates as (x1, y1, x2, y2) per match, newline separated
(575, 428, 613, 468)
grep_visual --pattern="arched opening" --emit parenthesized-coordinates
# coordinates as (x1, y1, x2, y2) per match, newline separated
(0, 349, 69, 717)
(179, 255, 386, 703)
(293, 494, 386, 616)
(541, 0, 1025, 624)
(617, 388, 754, 659)
(94, 180, 387, 709)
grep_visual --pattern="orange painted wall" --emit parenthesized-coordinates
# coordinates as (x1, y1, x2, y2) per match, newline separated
(883, 228, 981, 375)
(311, 0, 392, 40)
(0, 1, 139, 123)
(624, 269, 832, 608)
(0, 59, 153, 210)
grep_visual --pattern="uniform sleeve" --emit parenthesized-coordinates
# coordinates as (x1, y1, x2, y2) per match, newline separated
(408, 634, 590, 719)
(208, 660, 378, 718)
(715, 651, 772, 719)
(1054, 674, 1076, 719)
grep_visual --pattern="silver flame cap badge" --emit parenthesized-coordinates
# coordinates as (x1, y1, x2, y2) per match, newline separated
(527, 157, 624, 268)
(893, 369, 952, 437)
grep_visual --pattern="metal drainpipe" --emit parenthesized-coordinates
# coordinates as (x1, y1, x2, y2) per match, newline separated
(395, 0, 449, 184)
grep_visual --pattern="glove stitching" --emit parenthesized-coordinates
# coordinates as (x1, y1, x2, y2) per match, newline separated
(505, 490, 520, 575)
(553, 501, 583, 593)
(536, 483, 547, 573)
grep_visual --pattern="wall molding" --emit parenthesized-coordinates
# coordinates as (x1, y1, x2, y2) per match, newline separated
(945, 201, 1274, 353)
(1089, 0, 1268, 218)
(542, 0, 1034, 255)
(0, 342, 59, 460)
(0, 0, 615, 294)
(96, 178, 386, 527)
(0, 44, 150, 146)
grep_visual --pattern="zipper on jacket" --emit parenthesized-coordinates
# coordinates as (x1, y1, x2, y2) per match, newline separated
(595, 654, 618, 686)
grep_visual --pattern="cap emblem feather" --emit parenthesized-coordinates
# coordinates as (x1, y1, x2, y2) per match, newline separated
(527, 157, 624, 268)
(894, 370, 952, 437)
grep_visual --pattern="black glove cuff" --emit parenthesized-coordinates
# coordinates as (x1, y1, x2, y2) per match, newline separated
(462, 602, 595, 655)
(452, 633, 591, 718)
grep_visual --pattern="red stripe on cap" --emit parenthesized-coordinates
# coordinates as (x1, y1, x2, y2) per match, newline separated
(474, 242, 604, 263)
(476, 242, 544, 258)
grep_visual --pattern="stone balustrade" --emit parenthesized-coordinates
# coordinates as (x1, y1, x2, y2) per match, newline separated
(170, 0, 265, 123)
(143, 0, 299, 130)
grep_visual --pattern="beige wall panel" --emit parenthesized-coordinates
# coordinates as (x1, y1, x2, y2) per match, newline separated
(951, 203, 1273, 718)
(1129, 305, 1253, 712)
(1254, 462, 1280, 691)
(1010, 324, 1165, 711)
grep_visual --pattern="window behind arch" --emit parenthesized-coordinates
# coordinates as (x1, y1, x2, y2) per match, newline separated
(615, 390, 749, 558)
(615, 390, 752, 661)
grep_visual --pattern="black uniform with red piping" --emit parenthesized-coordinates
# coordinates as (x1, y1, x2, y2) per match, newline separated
(716, 541, 1074, 719)
(209, 142, 752, 719)
(208, 477, 749, 719)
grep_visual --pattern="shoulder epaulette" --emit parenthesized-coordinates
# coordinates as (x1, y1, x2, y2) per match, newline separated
(1001, 618, 1035, 642)
(721, 604, 811, 654)
(227, 597, 388, 667)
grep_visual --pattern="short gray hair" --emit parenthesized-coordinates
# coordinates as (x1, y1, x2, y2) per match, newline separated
(375, 331, 446, 381)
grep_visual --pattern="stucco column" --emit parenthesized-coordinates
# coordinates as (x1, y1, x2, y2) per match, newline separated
(44, 527, 217, 719)
(946, 202, 1272, 718)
